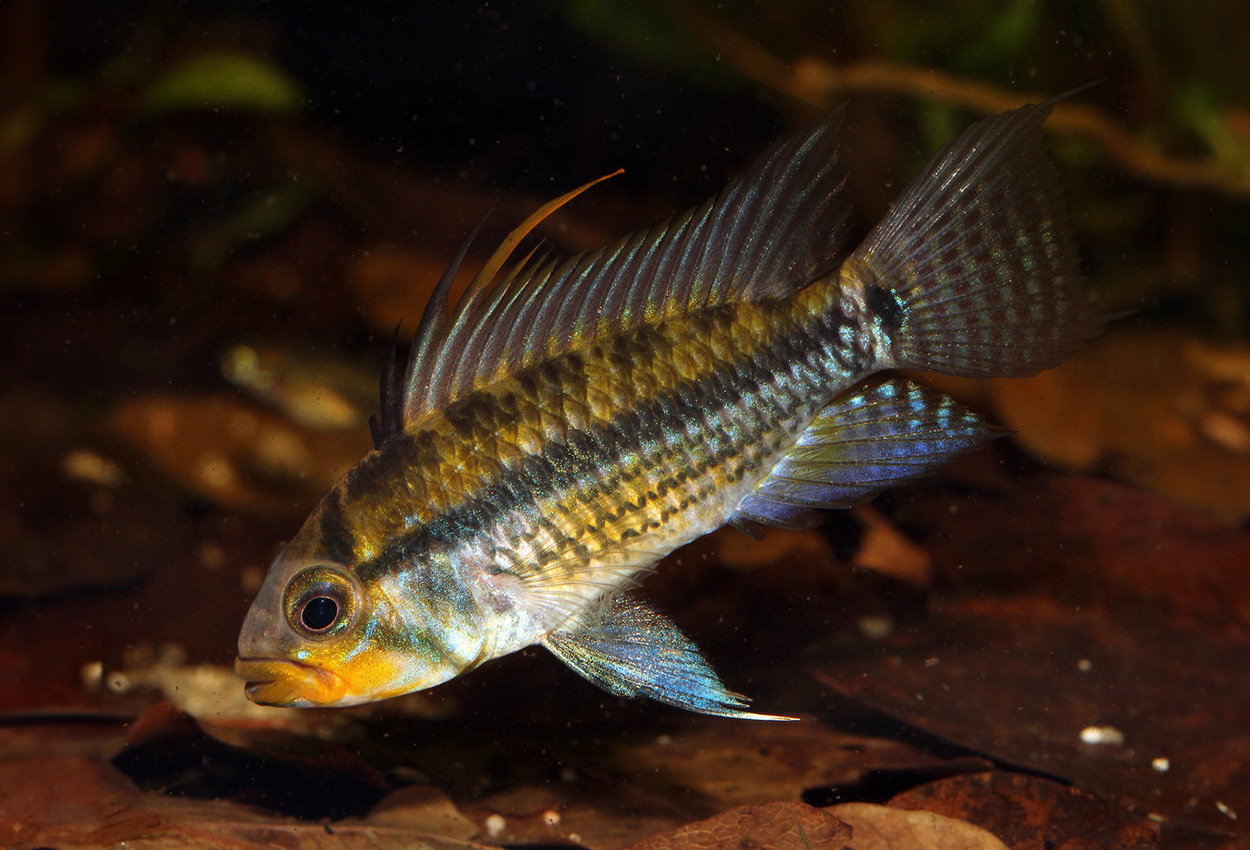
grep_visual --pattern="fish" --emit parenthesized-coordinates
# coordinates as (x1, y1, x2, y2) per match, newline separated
(236, 98, 1100, 720)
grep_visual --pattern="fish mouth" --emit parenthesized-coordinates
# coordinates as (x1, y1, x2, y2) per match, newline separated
(234, 656, 347, 707)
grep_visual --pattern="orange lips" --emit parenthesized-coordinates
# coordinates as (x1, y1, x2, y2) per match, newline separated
(234, 656, 347, 706)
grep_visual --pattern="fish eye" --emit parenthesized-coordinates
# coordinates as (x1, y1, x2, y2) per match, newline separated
(301, 596, 339, 631)
(283, 567, 359, 639)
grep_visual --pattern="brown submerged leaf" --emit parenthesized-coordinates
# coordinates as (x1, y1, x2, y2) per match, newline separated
(615, 717, 949, 813)
(0, 753, 497, 850)
(827, 802, 1010, 850)
(623, 802, 851, 850)
(814, 473, 1250, 838)
(367, 786, 478, 839)
(989, 330, 1250, 522)
(889, 773, 1168, 850)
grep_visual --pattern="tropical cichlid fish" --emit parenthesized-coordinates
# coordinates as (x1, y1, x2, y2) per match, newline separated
(236, 99, 1100, 720)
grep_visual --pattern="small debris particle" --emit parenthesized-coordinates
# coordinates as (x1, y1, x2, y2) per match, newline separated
(228, 409, 260, 439)
(198, 542, 226, 570)
(1216, 800, 1238, 821)
(240, 563, 266, 594)
(1151, 757, 1170, 772)
(542, 809, 561, 827)
(1199, 410, 1250, 454)
(80, 661, 104, 690)
(1079, 725, 1125, 746)
(197, 453, 238, 489)
(62, 449, 125, 487)
(484, 813, 507, 837)
(1077, 658, 1093, 672)
(857, 614, 894, 640)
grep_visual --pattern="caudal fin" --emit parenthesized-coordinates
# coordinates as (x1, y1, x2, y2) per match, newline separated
(849, 101, 1102, 378)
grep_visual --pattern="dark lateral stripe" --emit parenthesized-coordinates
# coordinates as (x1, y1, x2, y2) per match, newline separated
(356, 311, 838, 583)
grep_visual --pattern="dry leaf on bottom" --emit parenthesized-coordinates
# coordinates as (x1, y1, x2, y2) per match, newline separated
(624, 801, 850, 850)
(828, 802, 1009, 850)
(0, 754, 496, 850)
(889, 772, 1167, 850)
(367, 785, 478, 839)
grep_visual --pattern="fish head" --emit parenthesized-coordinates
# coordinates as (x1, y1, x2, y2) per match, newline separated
(235, 517, 486, 707)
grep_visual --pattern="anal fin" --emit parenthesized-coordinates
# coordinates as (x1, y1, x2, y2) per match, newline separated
(733, 377, 999, 528)
(543, 594, 794, 721)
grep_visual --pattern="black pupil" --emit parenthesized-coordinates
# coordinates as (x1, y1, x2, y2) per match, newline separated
(301, 596, 339, 631)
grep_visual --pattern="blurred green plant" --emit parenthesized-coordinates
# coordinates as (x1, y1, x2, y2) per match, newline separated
(1172, 79, 1250, 178)
(870, 0, 1043, 74)
(142, 51, 304, 115)
(552, 0, 739, 88)
(190, 181, 317, 282)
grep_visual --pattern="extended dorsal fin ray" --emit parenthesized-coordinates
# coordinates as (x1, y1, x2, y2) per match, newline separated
(462, 170, 624, 318)
(399, 218, 482, 430)
(402, 107, 855, 427)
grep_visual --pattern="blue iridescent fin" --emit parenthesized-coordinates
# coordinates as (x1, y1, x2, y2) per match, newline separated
(403, 109, 854, 424)
(851, 101, 1103, 378)
(543, 594, 795, 721)
(733, 378, 999, 529)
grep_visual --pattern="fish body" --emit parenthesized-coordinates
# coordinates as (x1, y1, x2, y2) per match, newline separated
(237, 101, 1099, 718)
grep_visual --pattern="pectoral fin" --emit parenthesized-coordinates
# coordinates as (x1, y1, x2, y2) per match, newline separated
(543, 594, 794, 721)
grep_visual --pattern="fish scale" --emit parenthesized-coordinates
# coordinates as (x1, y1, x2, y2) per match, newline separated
(316, 287, 858, 668)
(237, 98, 1102, 717)
(380, 290, 846, 583)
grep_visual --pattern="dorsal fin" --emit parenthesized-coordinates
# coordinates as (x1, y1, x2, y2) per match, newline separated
(406, 172, 621, 423)
(369, 323, 404, 449)
(399, 220, 481, 428)
(401, 107, 856, 427)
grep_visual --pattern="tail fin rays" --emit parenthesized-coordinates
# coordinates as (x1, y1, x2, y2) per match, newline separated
(851, 101, 1102, 378)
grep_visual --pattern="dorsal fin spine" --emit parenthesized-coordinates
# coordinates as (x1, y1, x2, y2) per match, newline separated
(461, 246, 544, 390)
(401, 225, 478, 424)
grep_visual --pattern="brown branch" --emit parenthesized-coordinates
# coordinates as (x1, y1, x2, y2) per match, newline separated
(705, 21, 1250, 200)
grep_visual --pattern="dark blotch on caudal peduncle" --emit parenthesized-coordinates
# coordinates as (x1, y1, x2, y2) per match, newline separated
(865, 284, 904, 333)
